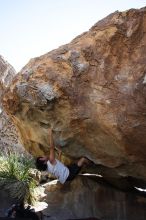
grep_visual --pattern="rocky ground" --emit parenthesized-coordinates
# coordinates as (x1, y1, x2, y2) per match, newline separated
(1, 175, 146, 220)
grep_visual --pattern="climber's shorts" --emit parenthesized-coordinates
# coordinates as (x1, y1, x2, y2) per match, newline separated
(66, 163, 81, 181)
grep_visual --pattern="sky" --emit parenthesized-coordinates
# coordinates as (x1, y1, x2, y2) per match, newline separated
(0, 0, 146, 72)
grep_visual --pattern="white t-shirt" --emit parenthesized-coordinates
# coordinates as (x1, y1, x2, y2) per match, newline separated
(47, 159, 69, 184)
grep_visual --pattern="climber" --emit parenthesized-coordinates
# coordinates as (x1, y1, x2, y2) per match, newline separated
(35, 128, 91, 184)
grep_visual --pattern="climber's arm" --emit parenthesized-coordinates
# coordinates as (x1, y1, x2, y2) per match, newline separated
(48, 128, 56, 164)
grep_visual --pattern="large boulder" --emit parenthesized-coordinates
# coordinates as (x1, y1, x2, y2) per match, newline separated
(2, 8, 146, 183)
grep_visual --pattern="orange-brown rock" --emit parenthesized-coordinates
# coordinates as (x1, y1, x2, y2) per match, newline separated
(3, 8, 146, 181)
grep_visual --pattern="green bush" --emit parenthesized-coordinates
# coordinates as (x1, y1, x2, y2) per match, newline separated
(0, 152, 37, 204)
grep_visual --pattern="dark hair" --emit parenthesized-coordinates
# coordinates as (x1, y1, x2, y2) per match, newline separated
(35, 157, 48, 171)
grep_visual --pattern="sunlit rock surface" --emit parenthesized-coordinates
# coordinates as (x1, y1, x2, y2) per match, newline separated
(2, 8, 146, 183)
(0, 56, 24, 153)
(42, 176, 146, 220)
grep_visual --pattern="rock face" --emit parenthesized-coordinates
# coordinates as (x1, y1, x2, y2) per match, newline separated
(0, 55, 16, 107)
(0, 56, 24, 153)
(2, 8, 146, 182)
(0, 111, 22, 153)
(42, 176, 146, 220)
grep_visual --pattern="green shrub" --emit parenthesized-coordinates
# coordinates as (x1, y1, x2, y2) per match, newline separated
(0, 152, 37, 205)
